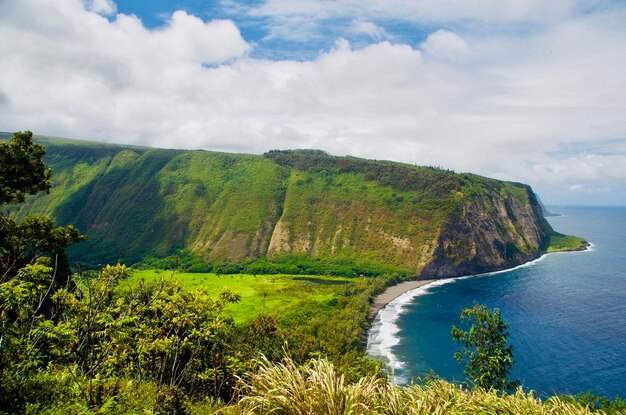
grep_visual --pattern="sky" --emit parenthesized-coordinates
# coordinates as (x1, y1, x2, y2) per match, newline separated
(1, 0, 625, 205)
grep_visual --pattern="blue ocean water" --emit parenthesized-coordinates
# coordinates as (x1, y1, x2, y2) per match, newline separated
(367, 206, 626, 398)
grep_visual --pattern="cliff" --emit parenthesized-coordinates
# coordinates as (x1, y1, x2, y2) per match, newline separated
(421, 181, 552, 278)
(6, 135, 583, 277)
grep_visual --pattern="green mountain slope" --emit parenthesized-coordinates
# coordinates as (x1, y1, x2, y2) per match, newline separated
(6, 134, 585, 277)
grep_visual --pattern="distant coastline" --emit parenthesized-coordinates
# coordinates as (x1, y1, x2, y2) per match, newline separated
(367, 262, 539, 324)
(368, 242, 592, 322)
(366, 242, 594, 383)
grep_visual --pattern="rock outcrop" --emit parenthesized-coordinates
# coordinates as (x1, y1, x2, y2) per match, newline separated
(421, 186, 552, 278)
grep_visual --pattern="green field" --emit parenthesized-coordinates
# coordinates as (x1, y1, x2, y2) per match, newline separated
(126, 269, 354, 323)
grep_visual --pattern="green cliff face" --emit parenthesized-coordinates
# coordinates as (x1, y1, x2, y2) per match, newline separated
(7, 135, 583, 277)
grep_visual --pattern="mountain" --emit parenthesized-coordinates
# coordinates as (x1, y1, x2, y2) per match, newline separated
(5, 134, 585, 278)
(536, 195, 561, 217)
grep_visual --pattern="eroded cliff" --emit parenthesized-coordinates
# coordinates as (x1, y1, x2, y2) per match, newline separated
(7, 136, 579, 277)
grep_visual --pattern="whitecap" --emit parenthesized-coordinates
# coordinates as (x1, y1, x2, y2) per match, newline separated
(366, 247, 591, 382)
(366, 278, 457, 379)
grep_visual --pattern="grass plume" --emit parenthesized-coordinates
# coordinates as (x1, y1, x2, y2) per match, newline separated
(230, 356, 614, 415)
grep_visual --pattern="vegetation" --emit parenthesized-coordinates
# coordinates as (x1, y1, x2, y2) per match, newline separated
(0, 133, 247, 412)
(126, 270, 354, 323)
(138, 251, 410, 278)
(0, 262, 247, 412)
(232, 355, 615, 415)
(567, 392, 626, 414)
(546, 233, 589, 252)
(452, 303, 519, 391)
(0, 132, 83, 278)
(4, 134, 586, 279)
(265, 148, 464, 196)
(0, 130, 51, 205)
(0, 258, 392, 413)
(0, 264, 395, 413)
(1, 131, 614, 414)
(0, 133, 391, 412)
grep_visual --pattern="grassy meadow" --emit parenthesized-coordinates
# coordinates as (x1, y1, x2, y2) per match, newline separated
(126, 269, 355, 323)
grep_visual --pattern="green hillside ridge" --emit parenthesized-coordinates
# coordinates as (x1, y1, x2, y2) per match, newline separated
(4, 134, 586, 277)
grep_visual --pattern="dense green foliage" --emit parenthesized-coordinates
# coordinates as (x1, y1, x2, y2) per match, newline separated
(0, 263, 397, 413)
(139, 251, 409, 277)
(4, 134, 582, 279)
(9, 138, 289, 266)
(1, 262, 259, 413)
(265, 149, 464, 196)
(0, 133, 283, 412)
(0, 135, 395, 411)
(452, 303, 519, 391)
(0, 132, 618, 414)
(0, 131, 83, 284)
(0, 131, 51, 205)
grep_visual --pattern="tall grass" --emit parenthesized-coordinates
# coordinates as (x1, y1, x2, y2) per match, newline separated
(230, 356, 612, 415)
(234, 356, 387, 414)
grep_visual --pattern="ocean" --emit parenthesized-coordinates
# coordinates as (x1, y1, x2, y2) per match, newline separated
(367, 206, 626, 398)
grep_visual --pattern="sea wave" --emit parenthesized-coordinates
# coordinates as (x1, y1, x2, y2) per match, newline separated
(366, 278, 457, 374)
(365, 248, 591, 383)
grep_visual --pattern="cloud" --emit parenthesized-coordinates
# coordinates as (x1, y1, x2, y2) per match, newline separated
(520, 152, 626, 205)
(0, 90, 8, 108)
(0, 0, 625, 204)
(349, 19, 391, 41)
(246, 0, 589, 40)
(0, 0, 250, 135)
(85, 0, 116, 16)
(420, 30, 469, 62)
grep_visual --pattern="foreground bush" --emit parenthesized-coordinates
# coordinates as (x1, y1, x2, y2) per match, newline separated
(230, 356, 617, 415)
(235, 356, 386, 414)
(3, 369, 225, 415)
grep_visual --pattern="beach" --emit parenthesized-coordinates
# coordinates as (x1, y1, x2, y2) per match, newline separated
(365, 212, 609, 393)
(369, 279, 436, 320)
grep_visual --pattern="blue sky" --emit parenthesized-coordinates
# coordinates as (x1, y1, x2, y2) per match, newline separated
(0, 0, 625, 205)
(112, 0, 435, 60)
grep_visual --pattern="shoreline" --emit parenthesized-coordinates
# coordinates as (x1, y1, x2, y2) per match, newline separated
(366, 241, 597, 385)
(369, 279, 436, 320)
(365, 245, 594, 368)
(367, 243, 594, 322)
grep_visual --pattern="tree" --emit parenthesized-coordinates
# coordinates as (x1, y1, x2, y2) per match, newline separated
(451, 303, 519, 391)
(0, 131, 84, 411)
(51, 265, 242, 404)
(0, 130, 50, 205)
(0, 132, 248, 410)
(0, 131, 83, 279)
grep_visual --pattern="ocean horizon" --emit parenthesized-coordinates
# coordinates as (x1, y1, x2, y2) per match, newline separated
(367, 205, 626, 398)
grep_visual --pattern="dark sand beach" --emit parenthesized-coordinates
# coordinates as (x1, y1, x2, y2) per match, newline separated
(369, 280, 435, 320)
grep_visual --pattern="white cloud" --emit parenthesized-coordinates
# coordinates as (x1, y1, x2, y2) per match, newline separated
(420, 30, 469, 62)
(349, 19, 391, 41)
(85, 0, 116, 16)
(247, 0, 585, 41)
(0, 0, 625, 204)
